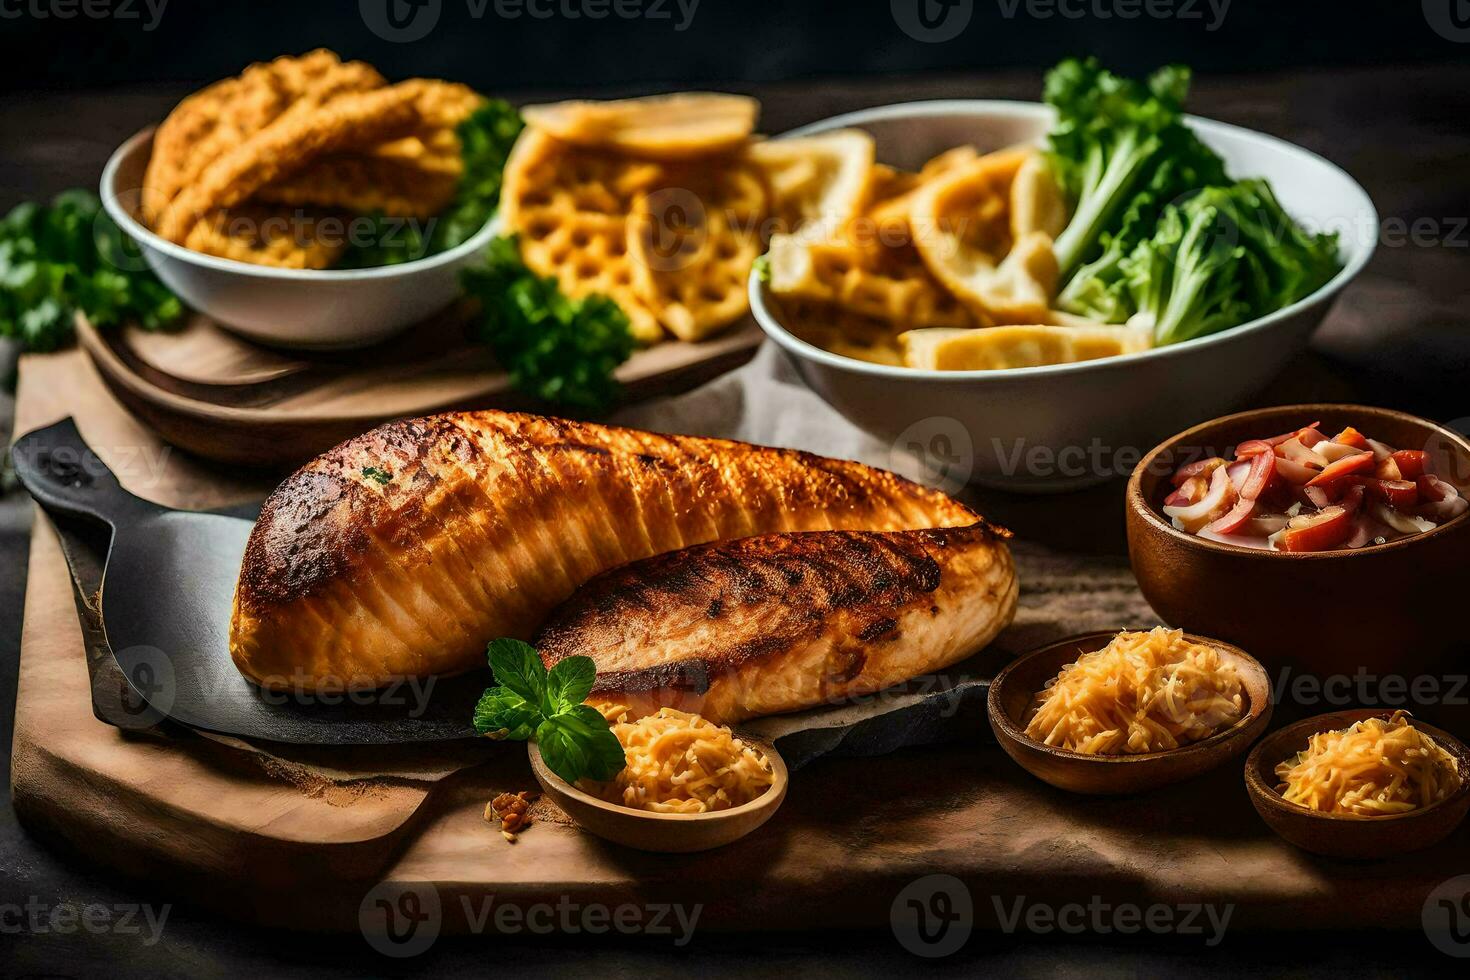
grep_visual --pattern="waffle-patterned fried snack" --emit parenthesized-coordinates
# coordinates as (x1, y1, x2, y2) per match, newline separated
(521, 93, 758, 160)
(500, 127, 668, 343)
(860, 146, 979, 250)
(746, 130, 874, 237)
(626, 161, 768, 341)
(768, 295, 907, 367)
(502, 92, 852, 345)
(910, 147, 1058, 324)
(764, 232, 978, 333)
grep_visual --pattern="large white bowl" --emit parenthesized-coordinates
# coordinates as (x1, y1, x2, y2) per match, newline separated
(750, 101, 1377, 492)
(100, 128, 498, 350)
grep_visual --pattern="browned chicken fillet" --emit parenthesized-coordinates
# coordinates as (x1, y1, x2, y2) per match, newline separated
(229, 410, 984, 692)
(537, 525, 1016, 724)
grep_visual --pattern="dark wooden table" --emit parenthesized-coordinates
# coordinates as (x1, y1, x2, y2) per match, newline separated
(3, 66, 1469, 977)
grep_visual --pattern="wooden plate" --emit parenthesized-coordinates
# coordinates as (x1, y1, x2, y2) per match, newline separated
(76, 310, 763, 468)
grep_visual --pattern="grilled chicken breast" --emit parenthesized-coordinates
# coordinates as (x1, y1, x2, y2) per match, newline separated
(537, 525, 1016, 724)
(230, 410, 984, 692)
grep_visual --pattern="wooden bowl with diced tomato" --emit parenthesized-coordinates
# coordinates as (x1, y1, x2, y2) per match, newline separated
(1126, 405, 1470, 678)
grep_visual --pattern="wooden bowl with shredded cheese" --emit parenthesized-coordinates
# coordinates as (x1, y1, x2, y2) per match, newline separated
(987, 629, 1273, 795)
(527, 716, 789, 853)
(1244, 709, 1470, 859)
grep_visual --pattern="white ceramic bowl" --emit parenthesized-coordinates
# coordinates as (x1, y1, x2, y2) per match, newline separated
(100, 127, 498, 350)
(749, 101, 1377, 492)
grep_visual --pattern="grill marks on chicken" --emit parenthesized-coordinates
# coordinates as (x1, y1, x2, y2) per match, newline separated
(230, 410, 983, 691)
(536, 524, 1016, 724)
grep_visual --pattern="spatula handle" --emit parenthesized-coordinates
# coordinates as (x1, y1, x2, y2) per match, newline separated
(9, 417, 162, 529)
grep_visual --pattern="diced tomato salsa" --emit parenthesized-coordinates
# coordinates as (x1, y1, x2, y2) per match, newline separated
(1162, 422, 1467, 552)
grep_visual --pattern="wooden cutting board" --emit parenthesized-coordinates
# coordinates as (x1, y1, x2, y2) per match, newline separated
(12, 348, 1468, 937)
(75, 308, 763, 467)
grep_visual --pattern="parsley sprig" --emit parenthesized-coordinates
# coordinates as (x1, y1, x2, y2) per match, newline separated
(461, 235, 635, 412)
(472, 638, 626, 786)
(0, 190, 182, 352)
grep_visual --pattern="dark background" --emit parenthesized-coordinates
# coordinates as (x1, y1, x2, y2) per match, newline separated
(3, 1, 1470, 976)
(0, 0, 1461, 95)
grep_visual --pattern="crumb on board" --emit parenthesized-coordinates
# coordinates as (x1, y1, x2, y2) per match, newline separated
(485, 790, 541, 842)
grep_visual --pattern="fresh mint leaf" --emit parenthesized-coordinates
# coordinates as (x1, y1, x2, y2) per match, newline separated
(545, 655, 596, 712)
(472, 686, 541, 740)
(544, 704, 626, 782)
(486, 637, 548, 711)
(473, 638, 627, 784)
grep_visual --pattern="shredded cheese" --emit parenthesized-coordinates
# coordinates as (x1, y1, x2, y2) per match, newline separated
(580, 705, 775, 814)
(1024, 627, 1245, 755)
(1275, 711, 1463, 816)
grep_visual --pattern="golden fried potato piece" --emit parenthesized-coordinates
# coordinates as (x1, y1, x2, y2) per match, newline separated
(183, 204, 347, 270)
(1010, 152, 1067, 239)
(909, 147, 1057, 324)
(764, 232, 979, 333)
(767, 295, 907, 366)
(143, 49, 385, 224)
(500, 128, 668, 343)
(521, 93, 758, 160)
(899, 322, 1152, 370)
(745, 129, 873, 237)
(626, 159, 768, 341)
(154, 82, 423, 244)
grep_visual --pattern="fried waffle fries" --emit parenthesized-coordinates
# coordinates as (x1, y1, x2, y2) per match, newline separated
(759, 137, 1146, 370)
(503, 94, 796, 344)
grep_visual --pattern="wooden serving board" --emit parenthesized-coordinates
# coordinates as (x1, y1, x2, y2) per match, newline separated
(12, 349, 1470, 936)
(75, 308, 763, 467)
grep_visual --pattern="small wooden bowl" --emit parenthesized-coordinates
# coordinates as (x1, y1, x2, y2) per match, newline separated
(988, 630, 1274, 795)
(1244, 709, 1470, 859)
(1127, 404, 1470, 678)
(527, 738, 789, 853)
